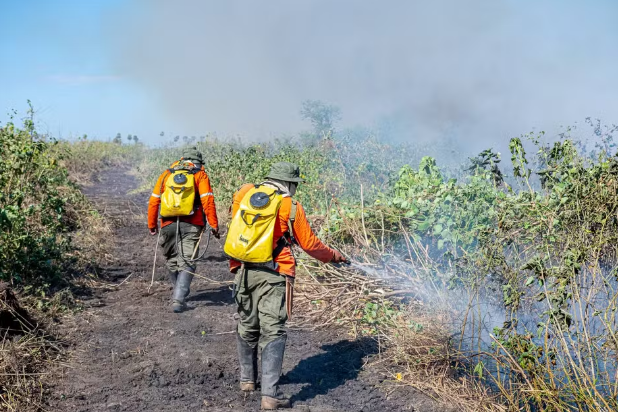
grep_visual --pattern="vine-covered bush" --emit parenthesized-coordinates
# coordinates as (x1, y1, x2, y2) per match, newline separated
(0, 116, 84, 286)
(321, 128, 618, 411)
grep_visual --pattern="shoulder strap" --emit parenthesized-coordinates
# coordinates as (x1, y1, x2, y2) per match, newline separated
(289, 199, 298, 224)
(272, 198, 298, 259)
(287, 199, 298, 244)
(159, 169, 172, 194)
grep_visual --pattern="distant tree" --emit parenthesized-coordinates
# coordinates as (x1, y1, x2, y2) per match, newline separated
(190, 136, 196, 143)
(300, 100, 341, 137)
(160, 131, 165, 137)
(199, 135, 206, 141)
(182, 136, 188, 143)
(133, 135, 139, 143)
(174, 135, 180, 143)
(113, 133, 122, 144)
(127, 134, 133, 142)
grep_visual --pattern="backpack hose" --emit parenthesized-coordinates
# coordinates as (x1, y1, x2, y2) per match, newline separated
(173, 215, 212, 266)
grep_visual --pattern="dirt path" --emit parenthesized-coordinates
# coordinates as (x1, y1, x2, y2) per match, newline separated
(48, 168, 450, 412)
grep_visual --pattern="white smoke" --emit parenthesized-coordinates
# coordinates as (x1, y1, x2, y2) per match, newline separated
(109, 0, 618, 149)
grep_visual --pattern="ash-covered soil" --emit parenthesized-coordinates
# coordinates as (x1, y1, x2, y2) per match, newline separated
(48, 168, 456, 412)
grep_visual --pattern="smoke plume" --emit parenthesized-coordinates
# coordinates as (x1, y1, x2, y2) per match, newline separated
(110, 0, 618, 149)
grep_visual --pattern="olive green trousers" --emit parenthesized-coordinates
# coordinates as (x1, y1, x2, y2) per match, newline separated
(159, 222, 202, 272)
(234, 267, 288, 349)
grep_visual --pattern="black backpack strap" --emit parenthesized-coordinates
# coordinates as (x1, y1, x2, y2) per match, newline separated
(272, 236, 288, 259)
(288, 200, 298, 244)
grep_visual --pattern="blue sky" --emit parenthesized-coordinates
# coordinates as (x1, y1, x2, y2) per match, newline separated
(1, 1, 617, 147)
(0, 0, 170, 140)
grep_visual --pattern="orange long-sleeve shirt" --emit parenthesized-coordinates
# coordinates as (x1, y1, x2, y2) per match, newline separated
(147, 162, 219, 231)
(228, 183, 335, 277)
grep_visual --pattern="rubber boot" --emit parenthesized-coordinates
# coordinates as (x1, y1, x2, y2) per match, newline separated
(171, 270, 193, 313)
(168, 269, 178, 287)
(260, 335, 290, 409)
(237, 333, 258, 391)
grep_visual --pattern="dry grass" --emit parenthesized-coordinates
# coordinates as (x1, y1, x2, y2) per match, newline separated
(287, 202, 507, 411)
(291, 251, 504, 411)
(0, 286, 63, 412)
(0, 139, 131, 411)
(68, 204, 115, 274)
(55, 140, 144, 184)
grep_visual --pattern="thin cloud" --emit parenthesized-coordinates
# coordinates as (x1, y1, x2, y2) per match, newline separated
(46, 74, 122, 85)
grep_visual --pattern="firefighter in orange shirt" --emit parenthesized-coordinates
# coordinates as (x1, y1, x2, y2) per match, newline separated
(147, 147, 219, 313)
(228, 162, 347, 409)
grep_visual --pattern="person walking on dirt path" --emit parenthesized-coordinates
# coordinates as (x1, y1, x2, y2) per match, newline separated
(226, 162, 348, 410)
(147, 147, 220, 313)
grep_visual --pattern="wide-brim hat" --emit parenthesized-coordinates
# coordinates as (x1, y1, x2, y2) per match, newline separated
(265, 162, 305, 183)
(181, 146, 203, 163)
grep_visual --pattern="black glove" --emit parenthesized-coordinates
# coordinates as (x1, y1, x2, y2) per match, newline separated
(332, 249, 350, 264)
(211, 227, 220, 239)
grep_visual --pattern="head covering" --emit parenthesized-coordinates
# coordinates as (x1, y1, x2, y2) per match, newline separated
(181, 146, 203, 164)
(265, 162, 304, 183)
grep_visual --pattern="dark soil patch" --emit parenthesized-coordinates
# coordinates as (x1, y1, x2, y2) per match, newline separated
(48, 168, 456, 412)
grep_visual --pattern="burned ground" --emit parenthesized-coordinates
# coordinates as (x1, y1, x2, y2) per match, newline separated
(47, 168, 455, 412)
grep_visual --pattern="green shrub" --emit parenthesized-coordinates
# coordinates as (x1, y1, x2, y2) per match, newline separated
(0, 116, 83, 286)
(138, 138, 335, 214)
(320, 129, 618, 410)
